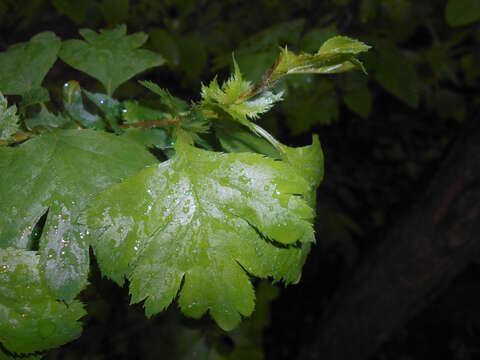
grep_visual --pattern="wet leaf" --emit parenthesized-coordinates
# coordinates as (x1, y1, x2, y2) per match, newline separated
(0, 248, 85, 354)
(87, 132, 314, 330)
(0, 129, 156, 301)
(0, 32, 61, 96)
(59, 25, 164, 95)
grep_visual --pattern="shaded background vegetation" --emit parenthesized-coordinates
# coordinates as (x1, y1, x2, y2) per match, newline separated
(1, 0, 479, 359)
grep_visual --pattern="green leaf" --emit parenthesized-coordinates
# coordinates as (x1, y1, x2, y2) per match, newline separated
(0, 129, 157, 301)
(202, 59, 283, 127)
(343, 88, 372, 118)
(150, 28, 180, 66)
(0, 248, 85, 354)
(0, 32, 61, 96)
(25, 107, 71, 130)
(277, 135, 324, 206)
(87, 133, 315, 330)
(62, 81, 104, 129)
(122, 100, 168, 124)
(215, 121, 280, 159)
(120, 128, 172, 149)
(140, 80, 189, 114)
(272, 36, 370, 79)
(83, 90, 121, 119)
(446, 0, 480, 27)
(59, 25, 165, 95)
(0, 92, 20, 141)
(21, 87, 50, 109)
(375, 45, 420, 108)
(51, 0, 93, 24)
(100, 0, 129, 26)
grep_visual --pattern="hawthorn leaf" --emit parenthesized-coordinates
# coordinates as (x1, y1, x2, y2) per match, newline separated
(62, 81, 104, 129)
(0, 92, 20, 141)
(201, 59, 283, 127)
(277, 135, 324, 206)
(51, 0, 92, 24)
(21, 87, 50, 109)
(0, 248, 85, 354)
(272, 36, 370, 80)
(59, 25, 165, 95)
(214, 121, 280, 159)
(0, 129, 156, 301)
(375, 44, 420, 108)
(25, 107, 71, 130)
(83, 90, 121, 119)
(0, 32, 61, 95)
(120, 128, 172, 149)
(140, 80, 188, 114)
(87, 133, 315, 330)
(122, 100, 168, 124)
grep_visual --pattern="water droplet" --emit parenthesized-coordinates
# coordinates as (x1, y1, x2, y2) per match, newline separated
(63, 82, 69, 88)
(1, 265, 7, 272)
(100, 99, 105, 104)
(122, 108, 127, 113)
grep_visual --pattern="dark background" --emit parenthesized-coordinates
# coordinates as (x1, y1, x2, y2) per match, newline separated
(1, 0, 479, 359)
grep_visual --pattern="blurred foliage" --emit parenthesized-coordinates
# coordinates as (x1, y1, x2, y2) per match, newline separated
(0, 0, 479, 358)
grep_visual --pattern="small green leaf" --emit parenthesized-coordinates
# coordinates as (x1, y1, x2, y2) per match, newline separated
(446, 0, 480, 27)
(51, 0, 93, 24)
(375, 45, 420, 108)
(0, 92, 20, 141)
(21, 87, 50, 109)
(272, 36, 370, 79)
(202, 59, 283, 127)
(25, 107, 71, 130)
(140, 80, 189, 114)
(0, 129, 157, 301)
(122, 101, 168, 124)
(59, 25, 165, 95)
(100, 0, 129, 26)
(87, 132, 315, 330)
(0, 32, 61, 96)
(120, 128, 172, 149)
(343, 88, 372, 118)
(62, 81, 104, 129)
(0, 248, 85, 354)
(150, 28, 180, 66)
(83, 90, 121, 119)
(215, 121, 280, 158)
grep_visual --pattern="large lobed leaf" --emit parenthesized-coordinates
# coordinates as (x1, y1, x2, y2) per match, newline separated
(87, 132, 315, 330)
(59, 25, 165, 95)
(0, 129, 156, 302)
(0, 248, 85, 355)
(0, 32, 61, 96)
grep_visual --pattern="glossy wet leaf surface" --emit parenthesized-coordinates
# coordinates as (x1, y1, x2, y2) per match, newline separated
(87, 133, 315, 330)
(0, 32, 61, 96)
(0, 129, 156, 301)
(0, 248, 85, 354)
(59, 25, 164, 95)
